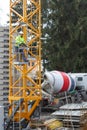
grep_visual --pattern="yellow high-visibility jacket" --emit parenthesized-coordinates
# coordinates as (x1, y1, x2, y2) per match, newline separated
(15, 35, 25, 46)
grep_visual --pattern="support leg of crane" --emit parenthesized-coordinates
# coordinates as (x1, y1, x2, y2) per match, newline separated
(5, 98, 24, 130)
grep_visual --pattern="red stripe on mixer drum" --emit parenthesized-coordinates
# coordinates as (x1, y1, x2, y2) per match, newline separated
(59, 72, 70, 92)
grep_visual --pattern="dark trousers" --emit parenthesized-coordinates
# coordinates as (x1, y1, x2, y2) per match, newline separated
(14, 46, 28, 62)
(19, 48, 28, 62)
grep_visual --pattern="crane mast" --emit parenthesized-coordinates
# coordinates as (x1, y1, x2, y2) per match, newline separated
(9, 0, 42, 121)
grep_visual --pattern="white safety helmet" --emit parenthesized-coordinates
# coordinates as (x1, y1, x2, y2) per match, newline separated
(19, 31, 24, 35)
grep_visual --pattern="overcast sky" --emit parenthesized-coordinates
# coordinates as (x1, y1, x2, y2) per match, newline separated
(0, 0, 10, 25)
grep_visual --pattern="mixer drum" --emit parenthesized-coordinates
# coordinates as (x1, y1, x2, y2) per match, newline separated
(44, 71, 76, 93)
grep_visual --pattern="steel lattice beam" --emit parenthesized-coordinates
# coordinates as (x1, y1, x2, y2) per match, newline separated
(9, 0, 42, 121)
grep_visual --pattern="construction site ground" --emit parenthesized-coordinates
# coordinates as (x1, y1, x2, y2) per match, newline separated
(29, 110, 87, 130)
(29, 101, 87, 130)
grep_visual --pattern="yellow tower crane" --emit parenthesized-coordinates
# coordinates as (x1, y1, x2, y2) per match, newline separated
(9, 0, 42, 123)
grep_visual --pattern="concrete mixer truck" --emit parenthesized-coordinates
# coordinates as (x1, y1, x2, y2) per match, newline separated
(42, 70, 87, 108)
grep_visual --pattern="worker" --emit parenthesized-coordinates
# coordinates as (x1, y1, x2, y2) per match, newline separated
(15, 31, 28, 62)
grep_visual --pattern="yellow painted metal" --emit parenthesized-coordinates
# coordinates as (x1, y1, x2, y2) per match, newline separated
(9, 0, 42, 121)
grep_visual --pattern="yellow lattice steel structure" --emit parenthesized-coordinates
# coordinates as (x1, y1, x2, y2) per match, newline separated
(9, 0, 42, 121)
